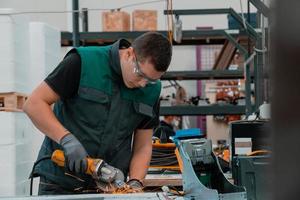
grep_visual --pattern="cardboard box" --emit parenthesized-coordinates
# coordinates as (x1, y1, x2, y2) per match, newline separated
(234, 138, 252, 155)
(102, 11, 130, 31)
(132, 10, 157, 31)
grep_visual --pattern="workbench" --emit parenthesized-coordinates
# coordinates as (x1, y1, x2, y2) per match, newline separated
(0, 192, 184, 200)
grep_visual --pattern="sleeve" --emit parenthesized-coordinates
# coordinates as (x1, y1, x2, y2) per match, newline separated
(136, 99, 160, 130)
(44, 50, 81, 100)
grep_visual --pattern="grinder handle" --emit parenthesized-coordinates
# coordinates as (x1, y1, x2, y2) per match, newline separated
(51, 149, 97, 176)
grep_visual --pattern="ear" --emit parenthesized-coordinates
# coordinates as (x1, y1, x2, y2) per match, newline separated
(120, 47, 133, 61)
(127, 47, 134, 58)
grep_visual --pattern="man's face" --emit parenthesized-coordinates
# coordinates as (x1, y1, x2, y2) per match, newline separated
(120, 47, 164, 88)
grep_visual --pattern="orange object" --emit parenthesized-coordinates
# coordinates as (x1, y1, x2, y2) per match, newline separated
(247, 150, 271, 156)
(132, 10, 157, 31)
(222, 149, 230, 162)
(152, 142, 176, 148)
(102, 11, 130, 32)
(175, 148, 184, 173)
(149, 165, 180, 171)
(51, 149, 102, 176)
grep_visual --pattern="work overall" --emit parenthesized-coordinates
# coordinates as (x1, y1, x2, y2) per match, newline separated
(32, 42, 161, 194)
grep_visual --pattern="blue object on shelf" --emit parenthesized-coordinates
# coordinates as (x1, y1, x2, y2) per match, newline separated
(228, 13, 257, 29)
(172, 128, 203, 145)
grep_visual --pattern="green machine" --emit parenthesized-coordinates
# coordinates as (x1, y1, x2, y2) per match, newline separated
(232, 155, 271, 200)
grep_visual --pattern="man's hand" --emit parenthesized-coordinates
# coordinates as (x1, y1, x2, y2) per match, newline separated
(127, 179, 144, 192)
(60, 133, 88, 174)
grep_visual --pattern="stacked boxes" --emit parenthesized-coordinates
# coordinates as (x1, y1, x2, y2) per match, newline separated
(102, 11, 130, 31)
(132, 10, 157, 31)
(29, 22, 61, 90)
(102, 10, 157, 31)
(0, 9, 30, 94)
(0, 10, 60, 196)
(0, 112, 41, 196)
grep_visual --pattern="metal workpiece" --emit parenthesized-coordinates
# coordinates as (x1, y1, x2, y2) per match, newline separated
(177, 138, 247, 200)
(181, 139, 213, 165)
(0, 193, 185, 200)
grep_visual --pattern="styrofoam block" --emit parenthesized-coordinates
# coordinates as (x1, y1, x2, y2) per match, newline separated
(29, 22, 61, 90)
(0, 8, 30, 93)
(0, 112, 16, 145)
(0, 23, 14, 56)
(0, 161, 33, 185)
(0, 163, 17, 185)
(16, 179, 31, 196)
(0, 145, 16, 166)
(0, 179, 33, 196)
(16, 161, 34, 183)
(0, 184, 16, 197)
(0, 62, 15, 86)
(0, 112, 33, 145)
(28, 126, 44, 161)
(15, 140, 43, 165)
(15, 144, 34, 164)
(15, 177, 40, 196)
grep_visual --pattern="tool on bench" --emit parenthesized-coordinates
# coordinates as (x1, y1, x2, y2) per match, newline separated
(51, 149, 125, 192)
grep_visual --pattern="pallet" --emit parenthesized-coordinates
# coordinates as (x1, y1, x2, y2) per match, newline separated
(0, 92, 28, 112)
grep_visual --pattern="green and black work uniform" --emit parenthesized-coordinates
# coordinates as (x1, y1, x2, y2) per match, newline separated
(32, 39, 161, 195)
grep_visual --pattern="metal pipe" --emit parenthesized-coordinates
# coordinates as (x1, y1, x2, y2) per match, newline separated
(244, 52, 256, 116)
(82, 8, 88, 32)
(72, 0, 80, 47)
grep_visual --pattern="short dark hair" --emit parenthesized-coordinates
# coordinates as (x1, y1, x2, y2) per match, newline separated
(132, 32, 172, 72)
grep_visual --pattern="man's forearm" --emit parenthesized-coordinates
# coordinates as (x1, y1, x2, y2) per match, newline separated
(128, 143, 152, 181)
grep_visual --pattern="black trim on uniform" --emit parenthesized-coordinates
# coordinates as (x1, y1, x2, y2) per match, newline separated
(109, 39, 131, 79)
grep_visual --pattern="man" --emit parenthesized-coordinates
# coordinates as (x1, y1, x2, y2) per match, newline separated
(153, 115, 179, 143)
(23, 32, 172, 194)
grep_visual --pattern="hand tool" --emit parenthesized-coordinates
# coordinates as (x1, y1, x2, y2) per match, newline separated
(51, 149, 125, 192)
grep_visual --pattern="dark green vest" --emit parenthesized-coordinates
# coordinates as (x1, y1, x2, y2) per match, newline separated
(34, 45, 161, 191)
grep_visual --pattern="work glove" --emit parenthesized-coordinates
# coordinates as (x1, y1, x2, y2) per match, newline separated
(126, 179, 144, 192)
(60, 133, 89, 174)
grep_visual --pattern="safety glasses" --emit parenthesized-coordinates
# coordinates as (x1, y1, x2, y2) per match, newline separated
(132, 56, 158, 84)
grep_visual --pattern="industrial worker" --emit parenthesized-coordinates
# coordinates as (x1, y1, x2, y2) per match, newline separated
(153, 115, 179, 143)
(23, 32, 172, 195)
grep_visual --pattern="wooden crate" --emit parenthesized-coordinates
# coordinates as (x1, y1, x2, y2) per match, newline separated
(102, 11, 130, 32)
(0, 92, 28, 112)
(132, 10, 157, 31)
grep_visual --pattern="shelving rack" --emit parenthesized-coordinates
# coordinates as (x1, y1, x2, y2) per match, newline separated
(63, 0, 269, 117)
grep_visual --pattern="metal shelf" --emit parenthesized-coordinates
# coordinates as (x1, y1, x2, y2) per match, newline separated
(161, 70, 245, 80)
(61, 29, 250, 46)
(164, 8, 259, 39)
(160, 105, 246, 116)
